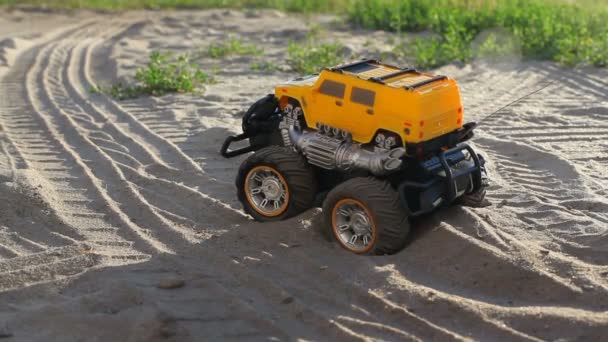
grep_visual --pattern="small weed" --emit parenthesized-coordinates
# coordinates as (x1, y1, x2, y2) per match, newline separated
(92, 51, 213, 100)
(287, 41, 346, 74)
(474, 32, 520, 60)
(306, 23, 327, 41)
(108, 83, 144, 100)
(207, 37, 263, 58)
(250, 61, 278, 72)
(136, 52, 213, 95)
(286, 23, 348, 74)
(89, 84, 102, 94)
(407, 37, 446, 69)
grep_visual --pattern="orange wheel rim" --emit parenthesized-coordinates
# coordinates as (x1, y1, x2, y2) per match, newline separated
(244, 165, 290, 217)
(331, 198, 377, 253)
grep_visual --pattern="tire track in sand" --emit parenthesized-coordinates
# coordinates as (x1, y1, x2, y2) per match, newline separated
(0, 22, 167, 290)
(0, 23, 115, 290)
(80, 35, 243, 213)
(76, 37, 247, 232)
(453, 63, 608, 265)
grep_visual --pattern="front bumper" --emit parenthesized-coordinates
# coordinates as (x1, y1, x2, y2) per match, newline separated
(398, 143, 485, 216)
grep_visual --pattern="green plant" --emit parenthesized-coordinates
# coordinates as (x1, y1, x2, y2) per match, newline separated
(250, 61, 279, 72)
(207, 37, 263, 58)
(305, 23, 326, 40)
(287, 41, 346, 74)
(475, 32, 520, 60)
(405, 37, 445, 69)
(93, 51, 213, 100)
(136, 51, 212, 95)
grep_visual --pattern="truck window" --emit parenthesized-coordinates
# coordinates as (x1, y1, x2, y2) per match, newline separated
(319, 80, 346, 98)
(351, 87, 375, 107)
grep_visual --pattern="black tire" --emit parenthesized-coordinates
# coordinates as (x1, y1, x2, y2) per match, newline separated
(322, 177, 410, 255)
(236, 146, 317, 222)
(458, 168, 489, 207)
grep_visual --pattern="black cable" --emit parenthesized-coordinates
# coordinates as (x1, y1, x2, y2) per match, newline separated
(477, 81, 557, 125)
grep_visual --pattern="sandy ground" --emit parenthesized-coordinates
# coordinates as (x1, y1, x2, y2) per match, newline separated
(0, 8, 607, 341)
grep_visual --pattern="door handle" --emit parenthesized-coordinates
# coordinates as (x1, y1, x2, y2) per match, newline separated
(335, 100, 343, 106)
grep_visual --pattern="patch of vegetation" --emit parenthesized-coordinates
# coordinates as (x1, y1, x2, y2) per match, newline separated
(474, 31, 521, 60)
(5, 0, 608, 69)
(286, 23, 347, 74)
(93, 51, 213, 100)
(287, 41, 345, 74)
(305, 23, 327, 40)
(207, 37, 263, 58)
(348, 0, 608, 68)
(250, 61, 278, 72)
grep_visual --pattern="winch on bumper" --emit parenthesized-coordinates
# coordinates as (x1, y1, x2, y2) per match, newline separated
(397, 144, 486, 217)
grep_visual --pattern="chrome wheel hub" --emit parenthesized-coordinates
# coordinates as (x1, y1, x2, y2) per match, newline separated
(247, 168, 288, 215)
(261, 178, 282, 199)
(334, 200, 374, 251)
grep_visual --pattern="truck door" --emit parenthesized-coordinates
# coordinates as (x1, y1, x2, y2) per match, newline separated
(344, 86, 377, 142)
(310, 78, 347, 129)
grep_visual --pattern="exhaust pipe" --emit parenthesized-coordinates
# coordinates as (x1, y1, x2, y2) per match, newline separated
(289, 127, 405, 176)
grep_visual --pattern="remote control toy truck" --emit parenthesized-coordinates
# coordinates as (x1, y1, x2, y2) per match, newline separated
(221, 59, 488, 255)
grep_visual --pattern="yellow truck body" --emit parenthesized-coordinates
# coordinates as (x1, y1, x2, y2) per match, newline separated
(274, 60, 464, 146)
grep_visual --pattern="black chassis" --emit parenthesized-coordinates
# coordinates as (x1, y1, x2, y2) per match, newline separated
(221, 95, 486, 216)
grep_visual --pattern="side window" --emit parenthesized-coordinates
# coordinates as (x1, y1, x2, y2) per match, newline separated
(319, 80, 346, 98)
(351, 87, 376, 107)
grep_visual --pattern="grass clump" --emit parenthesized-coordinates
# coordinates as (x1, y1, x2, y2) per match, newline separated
(287, 41, 345, 74)
(250, 61, 279, 72)
(207, 37, 263, 58)
(286, 24, 346, 74)
(93, 51, 213, 100)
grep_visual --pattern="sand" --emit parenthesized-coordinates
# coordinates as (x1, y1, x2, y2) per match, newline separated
(0, 8, 607, 341)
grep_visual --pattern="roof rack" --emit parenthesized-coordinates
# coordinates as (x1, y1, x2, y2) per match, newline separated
(369, 68, 417, 84)
(404, 75, 448, 91)
(326, 60, 447, 90)
(329, 58, 379, 72)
